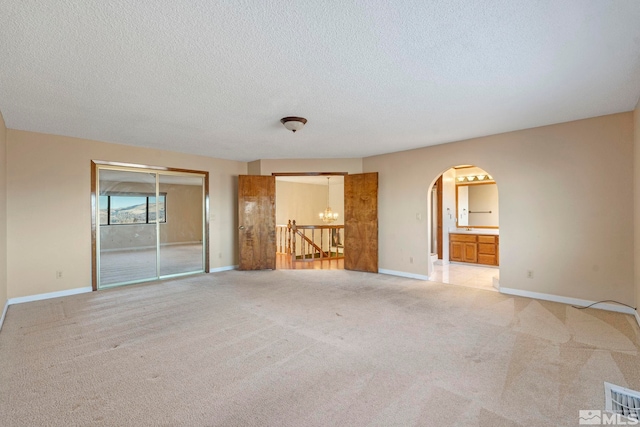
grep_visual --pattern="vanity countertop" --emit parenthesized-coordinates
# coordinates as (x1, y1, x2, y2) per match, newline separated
(449, 228, 499, 235)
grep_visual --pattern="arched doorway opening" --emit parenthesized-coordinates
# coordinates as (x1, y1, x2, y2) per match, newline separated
(427, 165, 499, 291)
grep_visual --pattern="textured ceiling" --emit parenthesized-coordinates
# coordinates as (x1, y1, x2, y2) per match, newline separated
(1, 1, 640, 162)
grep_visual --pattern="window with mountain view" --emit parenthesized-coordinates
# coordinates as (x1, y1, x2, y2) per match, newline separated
(99, 194, 166, 225)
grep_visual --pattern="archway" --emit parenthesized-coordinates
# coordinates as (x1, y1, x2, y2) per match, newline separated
(427, 165, 499, 291)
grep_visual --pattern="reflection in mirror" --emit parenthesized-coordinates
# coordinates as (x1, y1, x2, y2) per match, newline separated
(97, 167, 207, 289)
(98, 169, 158, 287)
(159, 174, 205, 277)
(456, 183, 499, 227)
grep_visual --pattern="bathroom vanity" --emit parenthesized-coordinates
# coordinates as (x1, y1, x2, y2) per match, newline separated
(449, 229, 499, 266)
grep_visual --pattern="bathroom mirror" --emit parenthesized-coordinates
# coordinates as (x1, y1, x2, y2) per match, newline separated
(456, 183, 499, 227)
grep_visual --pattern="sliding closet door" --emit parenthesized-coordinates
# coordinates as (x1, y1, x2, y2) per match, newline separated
(94, 163, 209, 290)
(98, 169, 158, 287)
(158, 174, 205, 277)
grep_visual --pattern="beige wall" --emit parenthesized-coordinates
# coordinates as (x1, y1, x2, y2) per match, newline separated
(364, 113, 635, 304)
(0, 110, 6, 312)
(467, 184, 499, 227)
(250, 159, 358, 231)
(252, 158, 363, 176)
(160, 183, 203, 244)
(275, 180, 345, 226)
(276, 181, 327, 226)
(634, 99, 640, 316)
(6, 130, 246, 299)
(247, 160, 261, 175)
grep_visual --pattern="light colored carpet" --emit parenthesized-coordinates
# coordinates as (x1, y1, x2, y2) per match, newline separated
(1, 270, 638, 426)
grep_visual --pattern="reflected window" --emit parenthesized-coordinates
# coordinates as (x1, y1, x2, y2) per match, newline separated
(99, 194, 166, 225)
(148, 196, 166, 223)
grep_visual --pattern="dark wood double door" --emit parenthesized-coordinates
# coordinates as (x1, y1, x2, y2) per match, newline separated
(238, 173, 378, 273)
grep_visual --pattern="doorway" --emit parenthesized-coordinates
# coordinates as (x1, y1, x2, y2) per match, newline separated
(428, 165, 499, 291)
(237, 172, 378, 273)
(92, 162, 209, 290)
(274, 174, 345, 270)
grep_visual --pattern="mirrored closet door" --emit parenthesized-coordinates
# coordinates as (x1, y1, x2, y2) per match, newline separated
(94, 163, 208, 289)
(158, 173, 205, 277)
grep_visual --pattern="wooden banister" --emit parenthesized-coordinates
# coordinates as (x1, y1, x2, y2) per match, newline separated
(281, 220, 344, 262)
(296, 229, 328, 257)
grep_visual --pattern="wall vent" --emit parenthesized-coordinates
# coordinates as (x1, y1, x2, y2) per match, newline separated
(605, 382, 640, 421)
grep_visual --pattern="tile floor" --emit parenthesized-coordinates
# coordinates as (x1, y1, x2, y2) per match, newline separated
(428, 262, 499, 292)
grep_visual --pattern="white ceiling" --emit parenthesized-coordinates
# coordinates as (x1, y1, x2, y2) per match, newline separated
(1, 1, 639, 162)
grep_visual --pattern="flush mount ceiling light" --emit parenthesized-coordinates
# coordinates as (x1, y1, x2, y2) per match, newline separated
(280, 116, 307, 133)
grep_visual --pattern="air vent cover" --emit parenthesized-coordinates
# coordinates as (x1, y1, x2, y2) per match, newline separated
(605, 382, 640, 421)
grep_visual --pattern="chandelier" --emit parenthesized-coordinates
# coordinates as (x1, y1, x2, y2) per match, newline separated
(319, 177, 338, 223)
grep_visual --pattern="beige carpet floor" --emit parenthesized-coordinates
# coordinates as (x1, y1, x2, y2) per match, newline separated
(1, 270, 639, 426)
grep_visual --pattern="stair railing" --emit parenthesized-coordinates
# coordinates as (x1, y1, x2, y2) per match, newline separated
(276, 220, 344, 262)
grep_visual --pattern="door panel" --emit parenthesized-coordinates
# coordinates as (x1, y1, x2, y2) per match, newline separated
(463, 243, 477, 263)
(159, 174, 205, 277)
(450, 241, 463, 262)
(238, 175, 276, 270)
(344, 172, 378, 273)
(98, 169, 158, 287)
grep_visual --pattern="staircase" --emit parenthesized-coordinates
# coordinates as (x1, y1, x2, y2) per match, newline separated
(276, 220, 344, 262)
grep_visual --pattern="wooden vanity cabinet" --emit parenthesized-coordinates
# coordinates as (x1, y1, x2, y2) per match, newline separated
(450, 234, 477, 263)
(450, 233, 499, 266)
(477, 235, 499, 265)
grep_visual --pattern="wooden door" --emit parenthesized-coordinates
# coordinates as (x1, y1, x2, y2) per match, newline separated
(344, 172, 378, 273)
(238, 175, 276, 270)
(436, 175, 443, 259)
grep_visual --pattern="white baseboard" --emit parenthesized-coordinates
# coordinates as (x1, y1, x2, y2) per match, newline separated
(635, 310, 640, 329)
(7, 287, 93, 306)
(209, 265, 238, 273)
(0, 300, 8, 332)
(379, 269, 429, 281)
(499, 287, 636, 316)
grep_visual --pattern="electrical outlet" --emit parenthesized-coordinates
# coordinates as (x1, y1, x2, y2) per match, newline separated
(410, 257, 414, 264)
(56, 270, 63, 279)
(218, 252, 222, 259)
(526, 270, 533, 279)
